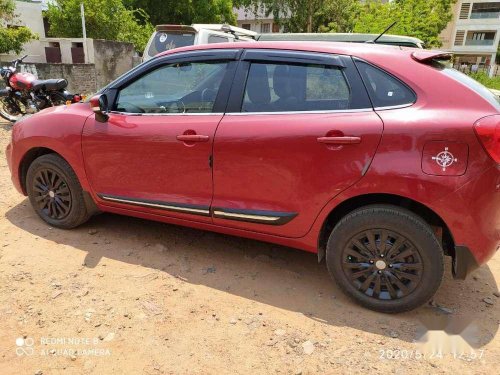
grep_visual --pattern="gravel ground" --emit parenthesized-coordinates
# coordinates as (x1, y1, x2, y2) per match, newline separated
(0, 119, 499, 375)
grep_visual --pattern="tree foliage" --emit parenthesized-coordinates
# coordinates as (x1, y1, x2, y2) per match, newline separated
(45, 0, 154, 52)
(235, 0, 359, 33)
(236, 0, 455, 47)
(353, 0, 456, 48)
(0, 0, 38, 54)
(123, 0, 236, 26)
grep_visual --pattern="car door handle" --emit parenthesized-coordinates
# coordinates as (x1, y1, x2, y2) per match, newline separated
(176, 134, 210, 142)
(317, 136, 361, 145)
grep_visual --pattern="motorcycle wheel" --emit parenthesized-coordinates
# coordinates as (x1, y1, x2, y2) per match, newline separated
(0, 97, 24, 123)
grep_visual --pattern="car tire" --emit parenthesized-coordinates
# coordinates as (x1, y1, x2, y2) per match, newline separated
(26, 154, 91, 229)
(326, 204, 444, 313)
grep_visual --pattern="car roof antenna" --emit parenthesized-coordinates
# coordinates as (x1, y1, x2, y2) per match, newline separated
(368, 21, 397, 44)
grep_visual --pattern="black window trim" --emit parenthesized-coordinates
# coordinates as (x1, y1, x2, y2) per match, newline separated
(105, 49, 242, 116)
(225, 49, 372, 114)
(241, 49, 346, 67)
(352, 57, 417, 111)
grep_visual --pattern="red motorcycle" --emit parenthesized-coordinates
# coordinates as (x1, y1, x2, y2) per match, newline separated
(0, 55, 81, 122)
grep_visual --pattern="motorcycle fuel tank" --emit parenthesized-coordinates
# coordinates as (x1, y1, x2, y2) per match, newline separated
(9, 72, 36, 91)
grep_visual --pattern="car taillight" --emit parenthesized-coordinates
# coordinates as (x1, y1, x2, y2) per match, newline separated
(474, 115, 500, 164)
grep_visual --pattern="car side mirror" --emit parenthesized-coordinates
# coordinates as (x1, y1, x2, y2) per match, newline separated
(90, 94, 109, 122)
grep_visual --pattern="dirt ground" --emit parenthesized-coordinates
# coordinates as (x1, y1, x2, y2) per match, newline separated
(0, 120, 498, 375)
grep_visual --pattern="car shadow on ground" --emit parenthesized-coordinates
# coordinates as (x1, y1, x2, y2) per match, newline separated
(5, 200, 499, 346)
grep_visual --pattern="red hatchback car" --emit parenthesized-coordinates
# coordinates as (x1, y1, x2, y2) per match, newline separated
(6, 42, 500, 313)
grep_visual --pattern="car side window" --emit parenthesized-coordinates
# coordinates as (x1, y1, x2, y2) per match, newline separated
(114, 61, 229, 114)
(355, 60, 416, 108)
(241, 62, 351, 112)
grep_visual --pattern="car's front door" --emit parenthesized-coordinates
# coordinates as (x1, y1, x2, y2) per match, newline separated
(82, 50, 238, 222)
(212, 50, 384, 236)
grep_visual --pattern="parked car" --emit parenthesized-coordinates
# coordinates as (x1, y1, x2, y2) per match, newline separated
(142, 24, 257, 61)
(6, 42, 499, 313)
(257, 33, 425, 48)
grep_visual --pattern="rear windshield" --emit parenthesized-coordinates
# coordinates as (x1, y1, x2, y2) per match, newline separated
(432, 61, 500, 110)
(147, 32, 195, 57)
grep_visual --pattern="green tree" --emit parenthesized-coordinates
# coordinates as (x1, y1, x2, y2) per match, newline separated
(235, 0, 360, 33)
(353, 0, 456, 48)
(45, 0, 154, 52)
(123, 0, 236, 26)
(0, 0, 38, 54)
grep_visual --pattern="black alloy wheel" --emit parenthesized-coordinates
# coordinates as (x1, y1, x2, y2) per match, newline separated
(326, 205, 444, 313)
(26, 154, 93, 228)
(32, 168, 72, 220)
(341, 229, 423, 300)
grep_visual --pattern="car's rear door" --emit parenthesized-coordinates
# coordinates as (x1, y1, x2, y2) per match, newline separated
(211, 49, 384, 237)
(82, 50, 238, 223)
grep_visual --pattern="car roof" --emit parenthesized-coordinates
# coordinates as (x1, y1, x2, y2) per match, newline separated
(156, 40, 422, 61)
(258, 33, 424, 45)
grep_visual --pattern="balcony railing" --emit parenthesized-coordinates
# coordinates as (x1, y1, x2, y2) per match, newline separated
(464, 39, 496, 46)
(470, 11, 500, 19)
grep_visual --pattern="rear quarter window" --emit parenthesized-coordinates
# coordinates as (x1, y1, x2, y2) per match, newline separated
(355, 60, 416, 108)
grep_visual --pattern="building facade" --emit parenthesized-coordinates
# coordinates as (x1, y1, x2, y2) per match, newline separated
(235, 7, 281, 34)
(440, 0, 500, 76)
(1, 1, 89, 64)
(1, 0, 47, 63)
(1, 1, 137, 94)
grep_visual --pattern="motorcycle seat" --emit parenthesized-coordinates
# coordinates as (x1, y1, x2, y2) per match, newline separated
(32, 78, 68, 91)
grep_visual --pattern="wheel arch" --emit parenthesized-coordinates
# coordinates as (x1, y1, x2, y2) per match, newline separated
(317, 193, 455, 262)
(19, 147, 63, 195)
(18, 147, 99, 216)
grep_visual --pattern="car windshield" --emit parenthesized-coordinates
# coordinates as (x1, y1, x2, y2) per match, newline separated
(148, 32, 195, 57)
(431, 61, 500, 110)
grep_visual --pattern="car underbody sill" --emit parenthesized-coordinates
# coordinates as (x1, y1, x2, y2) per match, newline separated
(98, 194, 211, 216)
(97, 194, 297, 225)
(212, 208, 297, 225)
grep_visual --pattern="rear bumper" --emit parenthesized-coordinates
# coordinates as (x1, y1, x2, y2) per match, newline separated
(431, 164, 500, 272)
(452, 245, 480, 280)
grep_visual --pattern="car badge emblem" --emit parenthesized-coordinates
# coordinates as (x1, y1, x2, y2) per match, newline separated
(432, 147, 458, 171)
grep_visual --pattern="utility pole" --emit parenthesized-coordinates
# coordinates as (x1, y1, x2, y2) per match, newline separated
(81, 3, 88, 63)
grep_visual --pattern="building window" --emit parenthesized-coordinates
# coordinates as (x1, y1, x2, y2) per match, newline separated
(471, 2, 500, 19)
(242, 24, 251, 30)
(45, 42, 62, 63)
(260, 23, 270, 33)
(272, 23, 280, 33)
(71, 42, 85, 64)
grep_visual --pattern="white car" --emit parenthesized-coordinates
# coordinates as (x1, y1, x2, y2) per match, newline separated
(143, 24, 257, 61)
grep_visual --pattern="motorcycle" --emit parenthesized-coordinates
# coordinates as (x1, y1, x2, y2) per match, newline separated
(0, 55, 82, 122)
